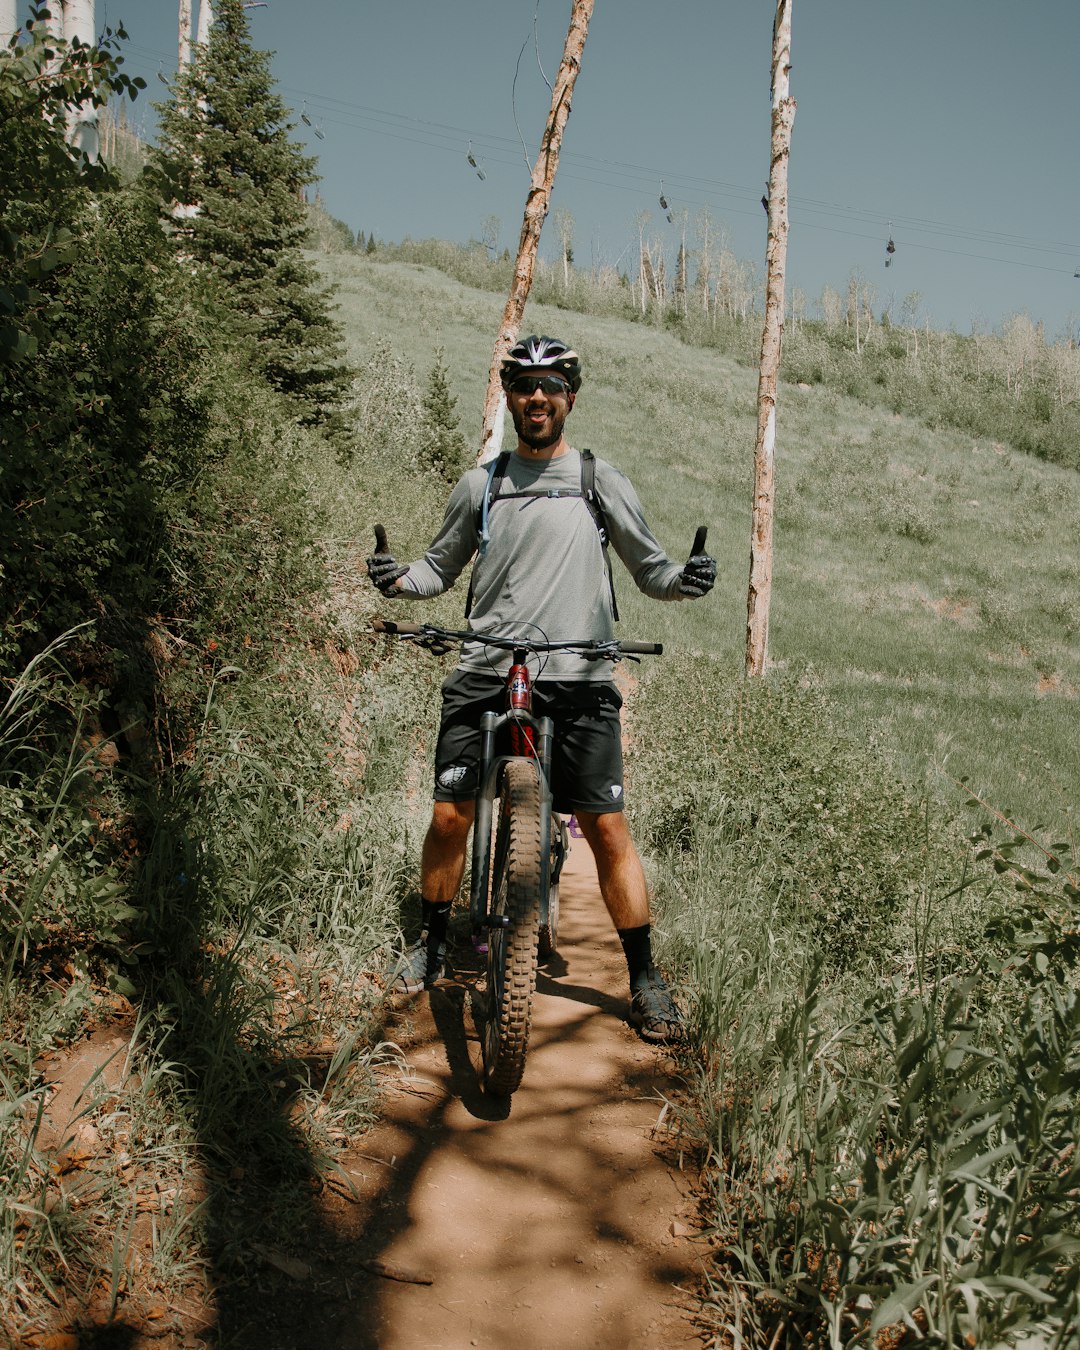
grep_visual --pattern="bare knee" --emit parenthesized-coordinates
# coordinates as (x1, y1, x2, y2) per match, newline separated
(575, 809, 633, 864)
(427, 799, 474, 849)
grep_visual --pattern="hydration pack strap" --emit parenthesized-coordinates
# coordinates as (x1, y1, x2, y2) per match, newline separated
(467, 448, 618, 620)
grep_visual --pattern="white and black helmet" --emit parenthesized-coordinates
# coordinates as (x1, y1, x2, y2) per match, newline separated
(500, 334, 582, 393)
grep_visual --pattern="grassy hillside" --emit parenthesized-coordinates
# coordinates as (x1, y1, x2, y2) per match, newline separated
(3, 235, 1075, 1343)
(324, 251, 1078, 838)
(327, 253, 1080, 1344)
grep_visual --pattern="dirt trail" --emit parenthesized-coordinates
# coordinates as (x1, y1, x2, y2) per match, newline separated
(21, 833, 711, 1348)
(320, 831, 710, 1349)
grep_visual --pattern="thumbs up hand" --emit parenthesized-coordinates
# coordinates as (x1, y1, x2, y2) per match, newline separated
(679, 525, 716, 598)
(366, 524, 409, 595)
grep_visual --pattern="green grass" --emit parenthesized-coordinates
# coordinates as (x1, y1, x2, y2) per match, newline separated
(3, 241, 1077, 1341)
(323, 251, 1080, 1342)
(321, 250, 1078, 837)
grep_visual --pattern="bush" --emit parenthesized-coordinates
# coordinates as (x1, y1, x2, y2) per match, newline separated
(631, 655, 952, 969)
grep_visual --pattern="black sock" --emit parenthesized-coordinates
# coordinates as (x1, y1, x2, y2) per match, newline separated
(618, 923, 652, 988)
(420, 897, 452, 946)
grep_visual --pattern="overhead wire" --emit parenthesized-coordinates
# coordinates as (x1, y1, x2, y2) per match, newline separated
(119, 37, 1080, 280)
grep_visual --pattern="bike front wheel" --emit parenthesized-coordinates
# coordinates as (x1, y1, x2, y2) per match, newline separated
(482, 758, 542, 1097)
(539, 815, 567, 961)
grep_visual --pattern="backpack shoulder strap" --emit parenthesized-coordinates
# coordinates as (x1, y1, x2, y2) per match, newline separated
(466, 451, 510, 618)
(579, 449, 605, 537)
(580, 449, 619, 621)
(476, 450, 512, 557)
(466, 448, 619, 621)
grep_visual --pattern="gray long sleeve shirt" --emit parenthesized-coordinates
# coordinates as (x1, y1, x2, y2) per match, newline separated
(398, 447, 686, 680)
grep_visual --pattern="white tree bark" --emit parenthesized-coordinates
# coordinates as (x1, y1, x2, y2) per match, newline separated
(179, 0, 193, 70)
(746, 0, 795, 678)
(63, 0, 99, 160)
(0, 0, 18, 46)
(43, 2, 63, 44)
(478, 0, 594, 463)
(196, 0, 213, 47)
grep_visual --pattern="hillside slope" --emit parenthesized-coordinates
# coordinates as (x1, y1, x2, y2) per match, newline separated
(323, 252, 1079, 834)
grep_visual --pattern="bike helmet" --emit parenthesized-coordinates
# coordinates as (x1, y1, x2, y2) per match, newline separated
(500, 334, 582, 393)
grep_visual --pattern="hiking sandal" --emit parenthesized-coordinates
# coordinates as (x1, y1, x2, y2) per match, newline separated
(628, 967, 683, 1043)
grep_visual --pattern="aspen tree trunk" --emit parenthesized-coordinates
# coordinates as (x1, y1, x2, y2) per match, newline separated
(478, 0, 594, 463)
(63, 0, 99, 160)
(179, 0, 193, 69)
(745, 0, 795, 678)
(196, 0, 212, 47)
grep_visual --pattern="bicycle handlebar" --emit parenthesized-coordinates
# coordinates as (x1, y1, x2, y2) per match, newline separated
(372, 618, 662, 659)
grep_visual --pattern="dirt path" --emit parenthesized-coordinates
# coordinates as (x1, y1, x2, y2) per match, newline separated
(21, 832, 711, 1348)
(315, 830, 710, 1349)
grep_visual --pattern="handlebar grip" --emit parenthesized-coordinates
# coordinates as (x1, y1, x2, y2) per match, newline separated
(373, 523, 389, 554)
(372, 619, 423, 635)
(618, 641, 664, 656)
(690, 525, 708, 557)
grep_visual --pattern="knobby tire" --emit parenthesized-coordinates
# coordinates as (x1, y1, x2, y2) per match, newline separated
(539, 815, 566, 961)
(483, 759, 542, 1097)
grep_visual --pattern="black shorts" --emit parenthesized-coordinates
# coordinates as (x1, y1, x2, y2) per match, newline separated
(433, 670, 626, 815)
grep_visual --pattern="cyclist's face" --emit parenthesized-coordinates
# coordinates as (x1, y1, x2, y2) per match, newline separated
(507, 374, 574, 451)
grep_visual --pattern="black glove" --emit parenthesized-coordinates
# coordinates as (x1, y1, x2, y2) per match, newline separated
(679, 525, 716, 597)
(367, 524, 408, 595)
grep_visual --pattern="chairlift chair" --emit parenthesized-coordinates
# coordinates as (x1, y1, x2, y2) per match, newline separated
(467, 142, 486, 180)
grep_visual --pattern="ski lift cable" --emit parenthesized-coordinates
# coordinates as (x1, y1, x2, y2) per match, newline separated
(301, 106, 1080, 277)
(282, 81, 1079, 259)
(266, 75, 1080, 263)
(128, 39, 1079, 261)
(301, 99, 1080, 277)
(288, 102, 1080, 273)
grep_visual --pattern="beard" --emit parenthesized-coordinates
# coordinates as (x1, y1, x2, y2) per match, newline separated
(510, 400, 568, 450)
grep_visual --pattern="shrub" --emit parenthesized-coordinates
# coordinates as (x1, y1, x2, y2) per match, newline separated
(631, 655, 951, 969)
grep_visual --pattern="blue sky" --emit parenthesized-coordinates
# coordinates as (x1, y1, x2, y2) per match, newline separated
(62, 2, 1080, 337)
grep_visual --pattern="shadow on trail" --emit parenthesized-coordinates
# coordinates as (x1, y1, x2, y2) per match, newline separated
(111, 781, 700, 1348)
(426, 977, 508, 1122)
(319, 854, 704, 1349)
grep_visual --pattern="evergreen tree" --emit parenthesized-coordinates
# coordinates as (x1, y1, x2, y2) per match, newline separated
(154, 0, 350, 423)
(420, 348, 468, 483)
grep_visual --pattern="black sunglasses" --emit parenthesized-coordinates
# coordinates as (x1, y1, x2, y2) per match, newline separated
(508, 374, 571, 396)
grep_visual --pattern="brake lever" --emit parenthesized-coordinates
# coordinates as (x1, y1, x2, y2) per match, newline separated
(586, 641, 625, 663)
(418, 635, 454, 656)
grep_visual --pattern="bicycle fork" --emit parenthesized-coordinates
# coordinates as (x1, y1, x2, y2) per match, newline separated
(469, 708, 555, 938)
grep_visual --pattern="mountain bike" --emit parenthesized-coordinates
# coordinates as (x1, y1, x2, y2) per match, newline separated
(372, 618, 663, 1097)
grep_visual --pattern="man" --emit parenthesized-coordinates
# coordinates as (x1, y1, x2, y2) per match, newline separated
(367, 335, 716, 1042)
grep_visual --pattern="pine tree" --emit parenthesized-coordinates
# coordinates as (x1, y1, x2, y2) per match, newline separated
(154, 0, 349, 423)
(420, 348, 467, 483)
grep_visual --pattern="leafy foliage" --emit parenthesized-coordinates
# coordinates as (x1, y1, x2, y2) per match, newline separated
(629, 651, 1080, 1345)
(633, 654, 951, 969)
(0, 7, 144, 362)
(0, 16, 186, 665)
